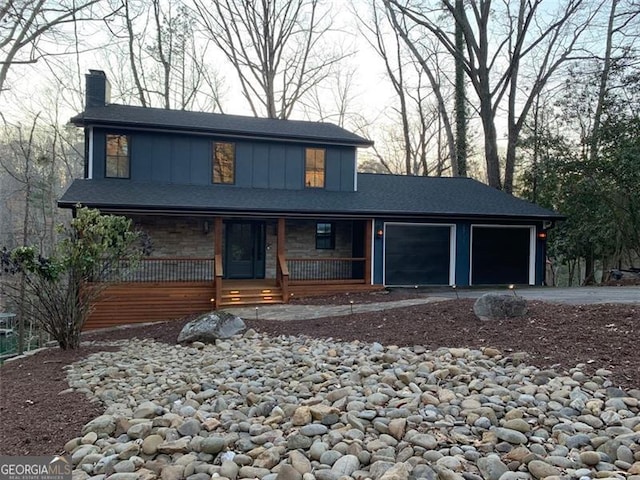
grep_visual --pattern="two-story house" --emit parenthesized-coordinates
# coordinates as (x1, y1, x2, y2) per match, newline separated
(59, 70, 562, 329)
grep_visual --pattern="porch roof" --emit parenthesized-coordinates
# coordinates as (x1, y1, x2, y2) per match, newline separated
(58, 173, 563, 220)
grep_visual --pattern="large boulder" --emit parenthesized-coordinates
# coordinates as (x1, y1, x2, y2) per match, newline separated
(473, 293, 527, 321)
(177, 311, 246, 344)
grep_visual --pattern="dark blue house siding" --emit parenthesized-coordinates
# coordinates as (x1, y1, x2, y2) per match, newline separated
(90, 128, 356, 191)
(269, 145, 286, 189)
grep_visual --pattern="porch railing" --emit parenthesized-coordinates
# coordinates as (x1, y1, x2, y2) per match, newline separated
(214, 254, 223, 307)
(277, 253, 289, 299)
(287, 257, 366, 283)
(94, 257, 215, 283)
(92, 256, 366, 285)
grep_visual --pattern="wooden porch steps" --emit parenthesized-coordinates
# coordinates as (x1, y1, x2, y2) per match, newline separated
(219, 282, 284, 306)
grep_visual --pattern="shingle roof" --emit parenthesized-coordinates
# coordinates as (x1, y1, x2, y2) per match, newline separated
(58, 173, 562, 220)
(70, 104, 373, 147)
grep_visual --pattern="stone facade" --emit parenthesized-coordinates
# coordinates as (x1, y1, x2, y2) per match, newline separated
(132, 215, 215, 258)
(129, 216, 356, 281)
(285, 220, 355, 281)
(128, 216, 216, 281)
(264, 219, 355, 279)
(285, 220, 353, 258)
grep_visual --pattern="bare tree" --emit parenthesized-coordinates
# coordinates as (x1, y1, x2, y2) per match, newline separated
(0, 0, 101, 94)
(453, 0, 467, 177)
(103, 0, 223, 111)
(0, 114, 42, 353)
(358, 0, 456, 176)
(300, 65, 376, 140)
(193, 0, 344, 119)
(588, 0, 640, 163)
(384, 0, 601, 192)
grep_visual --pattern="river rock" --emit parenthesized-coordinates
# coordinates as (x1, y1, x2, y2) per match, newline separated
(62, 331, 640, 480)
(332, 455, 360, 476)
(276, 464, 302, 480)
(527, 460, 561, 479)
(142, 434, 164, 455)
(477, 455, 509, 480)
(201, 435, 226, 454)
(493, 427, 527, 445)
(81, 415, 115, 437)
(379, 463, 410, 480)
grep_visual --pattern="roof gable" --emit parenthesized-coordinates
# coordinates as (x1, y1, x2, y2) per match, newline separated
(71, 104, 373, 147)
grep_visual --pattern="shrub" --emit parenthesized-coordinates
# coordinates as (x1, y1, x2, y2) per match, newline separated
(1, 207, 146, 349)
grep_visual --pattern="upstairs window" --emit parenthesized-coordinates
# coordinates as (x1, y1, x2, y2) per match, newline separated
(305, 148, 325, 188)
(213, 142, 235, 184)
(106, 134, 130, 178)
(316, 222, 335, 250)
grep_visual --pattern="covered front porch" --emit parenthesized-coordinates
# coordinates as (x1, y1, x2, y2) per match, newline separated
(86, 216, 377, 330)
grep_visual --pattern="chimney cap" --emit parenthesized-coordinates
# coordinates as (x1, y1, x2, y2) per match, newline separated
(88, 69, 106, 76)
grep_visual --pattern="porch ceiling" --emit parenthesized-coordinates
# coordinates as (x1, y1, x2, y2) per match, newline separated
(58, 174, 563, 221)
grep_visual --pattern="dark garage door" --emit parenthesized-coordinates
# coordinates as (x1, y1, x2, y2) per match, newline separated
(385, 224, 452, 285)
(472, 226, 531, 285)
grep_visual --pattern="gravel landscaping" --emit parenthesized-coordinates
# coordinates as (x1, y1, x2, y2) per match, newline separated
(0, 296, 639, 480)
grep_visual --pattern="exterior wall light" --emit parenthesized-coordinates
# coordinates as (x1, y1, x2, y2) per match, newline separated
(376, 228, 384, 239)
(537, 231, 547, 240)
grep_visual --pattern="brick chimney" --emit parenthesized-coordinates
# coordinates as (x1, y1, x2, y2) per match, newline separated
(85, 70, 111, 108)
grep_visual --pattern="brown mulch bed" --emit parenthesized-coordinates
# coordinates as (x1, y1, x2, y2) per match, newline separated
(0, 346, 119, 456)
(1, 296, 639, 456)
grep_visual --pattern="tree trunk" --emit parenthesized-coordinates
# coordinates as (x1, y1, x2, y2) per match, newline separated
(453, 0, 466, 177)
(589, 0, 617, 164)
(504, 133, 518, 194)
(583, 250, 596, 285)
(479, 99, 501, 189)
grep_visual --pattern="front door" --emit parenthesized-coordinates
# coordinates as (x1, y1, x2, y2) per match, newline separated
(225, 221, 266, 279)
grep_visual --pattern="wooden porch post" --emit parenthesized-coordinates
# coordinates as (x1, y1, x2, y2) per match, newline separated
(277, 218, 289, 302)
(364, 219, 373, 284)
(214, 217, 223, 308)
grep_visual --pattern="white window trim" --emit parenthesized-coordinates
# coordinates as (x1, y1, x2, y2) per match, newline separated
(382, 222, 457, 287)
(369, 219, 375, 285)
(354, 152, 358, 191)
(469, 224, 536, 286)
(88, 127, 94, 179)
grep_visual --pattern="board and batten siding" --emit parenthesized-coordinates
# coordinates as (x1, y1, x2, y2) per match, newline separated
(90, 128, 356, 191)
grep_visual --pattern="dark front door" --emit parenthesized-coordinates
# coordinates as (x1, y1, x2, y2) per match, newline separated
(225, 221, 266, 279)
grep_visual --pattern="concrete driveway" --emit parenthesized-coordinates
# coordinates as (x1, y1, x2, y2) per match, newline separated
(429, 286, 640, 305)
(225, 286, 640, 321)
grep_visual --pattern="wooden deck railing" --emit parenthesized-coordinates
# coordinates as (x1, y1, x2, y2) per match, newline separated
(92, 256, 365, 287)
(277, 253, 289, 300)
(95, 257, 214, 282)
(287, 257, 366, 284)
(214, 253, 223, 307)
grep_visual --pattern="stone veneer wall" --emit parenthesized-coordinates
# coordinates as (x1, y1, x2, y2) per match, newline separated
(265, 221, 277, 279)
(285, 220, 355, 281)
(285, 220, 353, 258)
(127, 216, 354, 281)
(130, 216, 215, 258)
(266, 220, 353, 279)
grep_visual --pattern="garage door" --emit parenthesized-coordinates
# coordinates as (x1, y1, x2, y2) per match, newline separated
(471, 226, 532, 285)
(384, 224, 453, 286)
